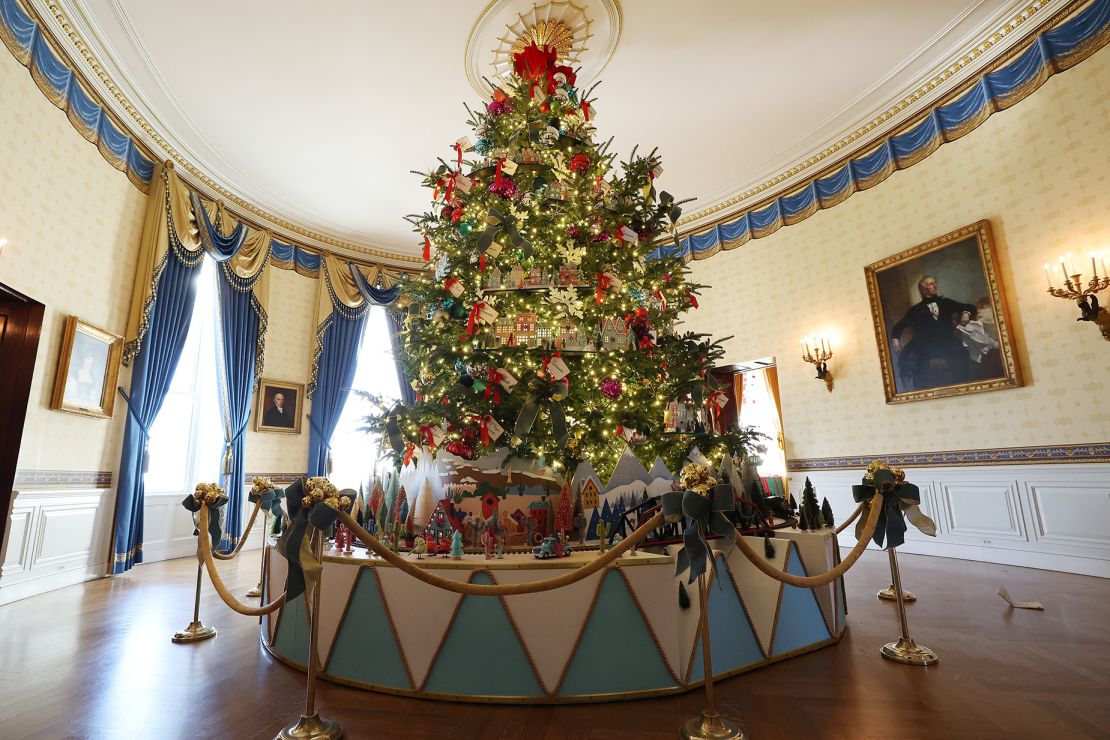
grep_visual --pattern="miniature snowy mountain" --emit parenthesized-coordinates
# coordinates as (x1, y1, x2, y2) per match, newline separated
(606, 446, 652, 490)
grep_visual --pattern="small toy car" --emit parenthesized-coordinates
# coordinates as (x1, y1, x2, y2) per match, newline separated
(532, 536, 572, 559)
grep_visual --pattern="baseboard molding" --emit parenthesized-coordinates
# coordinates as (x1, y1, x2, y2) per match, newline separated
(837, 534, 1110, 578)
(0, 562, 109, 606)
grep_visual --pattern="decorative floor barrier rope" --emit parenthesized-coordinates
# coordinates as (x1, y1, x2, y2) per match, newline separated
(211, 500, 263, 561)
(199, 506, 287, 617)
(732, 493, 884, 588)
(336, 509, 665, 597)
(834, 503, 864, 535)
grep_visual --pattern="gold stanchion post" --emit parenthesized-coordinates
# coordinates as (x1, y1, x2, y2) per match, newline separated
(680, 566, 747, 740)
(245, 511, 267, 598)
(276, 528, 343, 740)
(172, 560, 217, 643)
(879, 547, 937, 666)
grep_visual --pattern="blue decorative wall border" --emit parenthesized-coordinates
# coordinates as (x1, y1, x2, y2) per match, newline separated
(788, 442, 1110, 471)
(652, 0, 1110, 262)
(0, 0, 155, 190)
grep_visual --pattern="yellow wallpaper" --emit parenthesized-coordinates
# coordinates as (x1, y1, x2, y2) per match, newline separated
(243, 267, 315, 474)
(0, 51, 146, 475)
(686, 50, 1110, 461)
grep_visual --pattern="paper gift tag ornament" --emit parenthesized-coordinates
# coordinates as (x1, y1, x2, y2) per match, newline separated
(484, 241, 503, 260)
(454, 173, 472, 194)
(547, 356, 570, 381)
(604, 272, 623, 291)
(619, 225, 639, 244)
(651, 163, 664, 179)
(478, 304, 499, 324)
(495, 368, 517, 393)
(444, 278, 465, 298)
(485, 416, 505, 440)
(429, 424, 447, 448)
(456, 136, 473, 152)
(501, 159, 518, 176)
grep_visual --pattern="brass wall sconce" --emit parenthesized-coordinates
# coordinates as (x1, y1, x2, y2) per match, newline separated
(1044, 253, 1110, 341)
(801, 336, 834, 392)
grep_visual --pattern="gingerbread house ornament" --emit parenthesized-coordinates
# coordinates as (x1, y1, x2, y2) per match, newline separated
(600, 318, 631, 350)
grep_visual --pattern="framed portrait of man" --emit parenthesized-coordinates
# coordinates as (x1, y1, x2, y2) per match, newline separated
(254, 379, 304, 434)
(50, 316, 123, 418)
(865, 220, 1022, 404)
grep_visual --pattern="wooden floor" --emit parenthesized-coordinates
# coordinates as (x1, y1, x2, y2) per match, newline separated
(0, 551, 1107, 740)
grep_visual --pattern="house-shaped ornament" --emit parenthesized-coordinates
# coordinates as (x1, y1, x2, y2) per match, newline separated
(557, 319, 593, 351)
(485, 266, 503, 290)
(508, 264, 526, 288)
(525, 266, 546, 288)
(599, 318, 631, 351)
(515, 312, 538, 347)
(558, 262, 582, 286)
(493, 316, 515, 347)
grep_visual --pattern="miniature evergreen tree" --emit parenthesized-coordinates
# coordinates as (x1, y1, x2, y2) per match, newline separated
(554, 478, 574, 538)
(395, 487, 409, 526)
(361, 38, 764, 478)
(376, 496, 388, 536)
(450, 529, 464, 559)
(413, 478, 437, 528)
(800, 478, 822, 529)
(821, 497, 835, 529)
(798, 504, 810, 531)
(368, 478, 384, 528)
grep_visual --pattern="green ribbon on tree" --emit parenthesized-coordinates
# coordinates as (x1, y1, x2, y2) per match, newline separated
(851, 462, 936, 550)
(477, 206, 532, 258)
(662, 484, 736, 584)
(513, 375, 569, 446)
(382, 404, 406, 457)
(181, 489, 229, 553)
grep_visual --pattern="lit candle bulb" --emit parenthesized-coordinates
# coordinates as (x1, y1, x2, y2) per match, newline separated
(1044, 263, 1053, 288)
(1092, 254, 1099, 280)
(1066, 252, 1076, 277)
(1059, 256, 1069, 285)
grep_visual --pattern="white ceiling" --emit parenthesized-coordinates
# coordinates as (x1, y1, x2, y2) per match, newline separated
(54, 0, 1039, 258)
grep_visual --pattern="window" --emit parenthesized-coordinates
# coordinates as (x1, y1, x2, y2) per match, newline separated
(739, 369, 787, 477)
(144, 259, 224, 494)
(329, 306, 402, 491)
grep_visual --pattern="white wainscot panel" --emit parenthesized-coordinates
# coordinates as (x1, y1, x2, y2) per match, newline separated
(940, 481, 1026, 544)
(793, 463, 1110, 578)
(1028, 482, 1110, 549)
(141, 492, 199, 563)
(34, 504, 99, 565)
(0, 488, 114, 606)
(2, 509, 31, 575)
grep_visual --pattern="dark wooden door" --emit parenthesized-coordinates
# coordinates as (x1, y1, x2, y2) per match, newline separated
(0, 283, 45, 553)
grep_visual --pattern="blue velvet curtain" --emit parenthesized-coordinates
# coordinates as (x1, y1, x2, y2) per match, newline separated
(213, 271, 261, 550)
(112, 254, 201, 573)
(307, 312, 369, 477)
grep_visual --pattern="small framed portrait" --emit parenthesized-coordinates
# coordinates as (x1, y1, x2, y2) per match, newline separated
(254, 379, 304, 434)
(865, 220, 1022, 404)
(50, 316, 123, 418)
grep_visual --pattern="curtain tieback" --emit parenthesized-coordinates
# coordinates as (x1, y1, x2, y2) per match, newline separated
(307, 414, 334, 475)
(222, 420, 251, 476)
(117, 387, 153, 473)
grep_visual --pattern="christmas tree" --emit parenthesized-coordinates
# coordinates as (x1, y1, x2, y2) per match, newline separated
(821, 497, 835, 529)
(365, 41, 758, 478)
(450, 529, 464, 559)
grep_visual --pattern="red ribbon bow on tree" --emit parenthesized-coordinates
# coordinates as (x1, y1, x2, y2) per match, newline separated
(470, 415, 491, 446)
(403, 442, 415, 466)
(463, 301, 486, 338)
(484, 368, 504, 405)
(687, 291, 699, 309)
(596, 273, 612, 305)
(423, 235, 431, 262)
(418, 425, 437, 450)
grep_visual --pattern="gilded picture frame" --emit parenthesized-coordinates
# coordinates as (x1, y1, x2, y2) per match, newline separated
(865, 220, 1022, 404)
(254, 378, 304, 434)
(50, 316, 123, 419)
